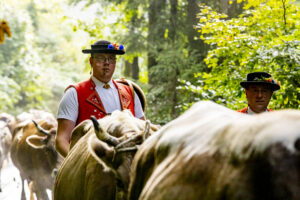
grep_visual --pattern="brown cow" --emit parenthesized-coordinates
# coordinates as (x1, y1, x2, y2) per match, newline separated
(53, 110, 159, 200)
(10, 111, 62, 200)
(128, 101, 300, 200)
(0, 120, 13, 192)
(16, 109, 56, 125)
(0, 112, 15, 192)
(0, 112, 16, 133)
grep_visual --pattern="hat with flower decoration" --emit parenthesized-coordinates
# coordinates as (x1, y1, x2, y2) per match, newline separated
(240, 72, 280, 91)
(82, 40, 125, 55)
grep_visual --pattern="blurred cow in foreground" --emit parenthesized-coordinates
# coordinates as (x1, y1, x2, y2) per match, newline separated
(10, 110, 62, 200)
(0, 113, 15, 192)
(128, 101, 300, 200)
(53, 110, 159, 200)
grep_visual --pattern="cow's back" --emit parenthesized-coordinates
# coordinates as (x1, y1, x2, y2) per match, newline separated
(54, 131, 116, 200)
(129, 101, 300, 200)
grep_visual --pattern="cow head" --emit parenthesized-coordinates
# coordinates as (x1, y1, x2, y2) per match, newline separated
(26, 120, 57, 149)
(87, 112, 156, 198)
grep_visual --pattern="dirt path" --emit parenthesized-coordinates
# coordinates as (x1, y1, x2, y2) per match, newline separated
(0, 159, 52, 200)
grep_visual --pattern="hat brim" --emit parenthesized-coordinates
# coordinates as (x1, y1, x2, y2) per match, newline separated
(240, 81, 280, 91)
(82, 49, 125, 55)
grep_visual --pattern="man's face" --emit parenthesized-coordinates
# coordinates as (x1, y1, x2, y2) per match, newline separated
(90, 53, 116, 83)
(245, 84, 273, 113)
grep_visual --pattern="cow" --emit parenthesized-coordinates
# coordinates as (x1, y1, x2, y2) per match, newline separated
(53, 110, 160, 200)
(16, 109, 57, 125)
(128, 101, 300, 200)
(10, 110, 62, 200)
(0, 120, 13, 192)
(0, 112, 15, 192)
(0, 112, 16, 134)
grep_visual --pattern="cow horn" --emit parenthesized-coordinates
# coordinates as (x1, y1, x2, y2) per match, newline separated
(115, 120, 151, 150)
(32, 120, 50, 135)
(142, 120, 151, 141)
(116, 145, 140, 153)
(91, 116, 119, 146)
(115, 134, 141, 150)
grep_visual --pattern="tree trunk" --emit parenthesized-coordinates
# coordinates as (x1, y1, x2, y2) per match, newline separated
(219, 0, 228, 15)
(169, 0, 177, 41)
(169, 0, 179, 118)
(132, 57, 139, 80)
(124, 60, 132, 77)
(147, 0, 167, 85)
(123, 7, 140, 80)
(186, 0, 208, 61)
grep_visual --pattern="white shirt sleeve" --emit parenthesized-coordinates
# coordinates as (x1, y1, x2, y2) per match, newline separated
(57, 87, 79, 122)
(134, 93, 145, 119)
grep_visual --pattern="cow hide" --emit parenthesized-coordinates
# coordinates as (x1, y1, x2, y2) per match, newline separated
(128, 101, 300, 200)
(10, 111, 61, 200)
(53, 110, 159, 200)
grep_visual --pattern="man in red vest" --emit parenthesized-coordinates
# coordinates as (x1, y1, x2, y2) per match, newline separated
(55, 40, 145, 157)
(237, 72, 280, 114)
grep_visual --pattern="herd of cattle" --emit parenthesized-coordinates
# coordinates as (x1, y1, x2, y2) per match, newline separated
(0, 101, 300, 200)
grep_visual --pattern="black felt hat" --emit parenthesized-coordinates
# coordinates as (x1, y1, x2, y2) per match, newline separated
(240, 72, 280, 91)
(82, 40, 125, 55)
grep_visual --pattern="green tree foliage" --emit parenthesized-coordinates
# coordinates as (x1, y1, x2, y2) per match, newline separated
(4, 0, 292, 123)
(193, 0, 300, 110)
(0, 0, 87, 114)
(0, 4, 48, 113)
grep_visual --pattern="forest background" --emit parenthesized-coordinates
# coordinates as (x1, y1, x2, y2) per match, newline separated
(0, 0, 299, 124)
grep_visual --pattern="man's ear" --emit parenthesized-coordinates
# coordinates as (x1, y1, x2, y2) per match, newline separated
(89, 57, 93, 65)
(245, 89, 248, 98)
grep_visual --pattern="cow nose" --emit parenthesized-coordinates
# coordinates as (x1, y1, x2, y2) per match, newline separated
(294, 138, 300, 151)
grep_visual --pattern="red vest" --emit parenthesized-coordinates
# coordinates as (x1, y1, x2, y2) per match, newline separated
(237, 107, 273, 114)
(67, 78, 135, 125)
(237, 107, 248, 113)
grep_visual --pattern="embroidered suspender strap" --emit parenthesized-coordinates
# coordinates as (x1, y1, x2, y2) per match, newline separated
(127, 80, 135, 101)
(120, 77, 135, 102)
(115, 78, 146, 112)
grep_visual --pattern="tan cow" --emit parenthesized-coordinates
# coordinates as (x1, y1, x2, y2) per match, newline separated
(0, 112, 15, 192)
(53, 110, 159, 200)
(0, 112, 16, 133)
(16, 109, 56, 125)
(0, 118, 13, 192)
(10, 111, 62, 200)
(128, 101, 300, 200)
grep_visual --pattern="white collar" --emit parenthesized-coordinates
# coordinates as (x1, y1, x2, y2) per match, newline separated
(247, 106, 268, 115)
(91, 76, 113, 88)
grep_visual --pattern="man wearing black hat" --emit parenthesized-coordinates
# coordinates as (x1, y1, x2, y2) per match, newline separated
(55, 40, 145, 157)
(238, 72, 280, 114)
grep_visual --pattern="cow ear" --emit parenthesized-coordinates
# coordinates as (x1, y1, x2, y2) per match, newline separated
(88, 135, 115, 166)
(26, 135, 48, 149)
